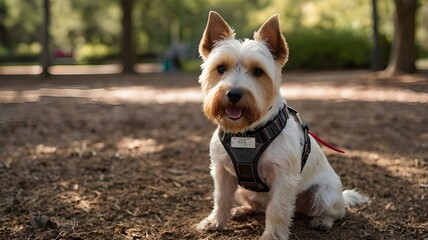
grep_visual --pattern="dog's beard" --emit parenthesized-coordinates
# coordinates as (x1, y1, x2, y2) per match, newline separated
(203, 87, 261, 133)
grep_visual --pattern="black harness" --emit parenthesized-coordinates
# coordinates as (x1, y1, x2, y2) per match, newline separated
(218, 104, 311, 192)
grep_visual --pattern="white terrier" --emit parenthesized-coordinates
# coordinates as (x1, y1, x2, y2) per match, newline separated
(196, 11, 368, 240)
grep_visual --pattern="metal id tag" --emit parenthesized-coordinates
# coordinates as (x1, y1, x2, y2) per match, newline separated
(231, 137, 256, 148)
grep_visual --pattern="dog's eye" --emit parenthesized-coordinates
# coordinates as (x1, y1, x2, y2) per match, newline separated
(252, 68, 264, 77)
(217, 65, 227, 74)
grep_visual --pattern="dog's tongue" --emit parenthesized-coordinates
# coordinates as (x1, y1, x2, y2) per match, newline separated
(225, 107, 243, 119)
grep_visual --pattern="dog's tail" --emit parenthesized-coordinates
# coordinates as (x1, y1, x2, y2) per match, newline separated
(342, 189, 369, 208)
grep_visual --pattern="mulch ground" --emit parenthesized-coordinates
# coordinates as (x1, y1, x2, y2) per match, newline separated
(0, 71, 427, 240)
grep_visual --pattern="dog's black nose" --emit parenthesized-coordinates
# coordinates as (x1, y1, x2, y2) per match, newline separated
(226, 88, 243, 103)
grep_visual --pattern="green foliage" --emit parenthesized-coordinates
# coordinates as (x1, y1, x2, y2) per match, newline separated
(182, 59, 203, 73)
(74, 43, 118, 64)
(0, 0, 42, 50)
(284, 28, 392, 69)
(0, 46, 7, 56)
(0, 0, 424, 69)
(16, 43, 41, 55)
(0, 43, 40, 64)
(51, 0, 121, 51)
(285, 28, 372, 69)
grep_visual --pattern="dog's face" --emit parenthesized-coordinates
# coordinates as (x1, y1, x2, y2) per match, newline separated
(198, 11, 289, 132)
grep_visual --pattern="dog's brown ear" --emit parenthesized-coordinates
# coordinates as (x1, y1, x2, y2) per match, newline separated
(199, 11, 234, 60)
(254, 15, 288, 66)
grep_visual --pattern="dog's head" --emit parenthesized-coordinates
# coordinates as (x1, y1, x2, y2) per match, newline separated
(198, 11, 288, 133)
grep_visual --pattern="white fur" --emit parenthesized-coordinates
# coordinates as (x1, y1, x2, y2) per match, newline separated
(343, 189, 370, 208)
(197, 14, 368, 240)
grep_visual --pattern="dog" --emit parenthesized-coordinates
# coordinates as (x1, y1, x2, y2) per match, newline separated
(196, 11, 368, 240)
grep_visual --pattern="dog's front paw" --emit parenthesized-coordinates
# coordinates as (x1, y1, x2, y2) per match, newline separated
(309, 216, 334, 231)
(196, 217, 224, 231)
(260, 228, 289, 240)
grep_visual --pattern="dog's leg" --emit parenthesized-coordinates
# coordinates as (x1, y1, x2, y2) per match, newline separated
(260, 175, 298, 240)
(308, 184, 345, 231)
(231, 188, 261, 218)
(197, 163, 237, 231)
(309, 187, 368, 230)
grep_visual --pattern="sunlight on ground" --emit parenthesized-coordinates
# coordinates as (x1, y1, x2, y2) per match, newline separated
(282, 84, 428, 103)
(117, 137, 164, 154)
(346, 150, 427, 186)
(0, 84, 427, 104)
(0, 63, 163, 75)
(0, 65, 43, 75)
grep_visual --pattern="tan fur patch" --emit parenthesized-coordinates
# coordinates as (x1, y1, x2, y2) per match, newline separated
(243, 59, 269, 78)
(199, 11, 235, 60)
(243, 59, 276, 114)
(203, 88, 260, 132)
(202, 57, 235, 93)
(254, 15, 288, 65)
(255, 74, 276, 114)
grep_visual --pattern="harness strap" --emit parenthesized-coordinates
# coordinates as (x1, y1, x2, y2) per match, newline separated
(219, 104, 311, 192)
(219, 105, 288, 192)
(286, 106, 311, 172)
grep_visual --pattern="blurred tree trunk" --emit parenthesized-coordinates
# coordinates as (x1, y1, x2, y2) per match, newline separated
(41, 0, 51, 77)
(0, 2, 10, 49)
(371, 0, 382, 71)
(120, 0, 136, 73)
(385, 0, 418, 75)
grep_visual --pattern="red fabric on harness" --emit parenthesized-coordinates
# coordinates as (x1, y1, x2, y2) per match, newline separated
(308, 131, 345, 154)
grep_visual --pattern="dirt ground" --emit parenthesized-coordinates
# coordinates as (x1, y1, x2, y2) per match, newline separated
(0, 70, 427, 240)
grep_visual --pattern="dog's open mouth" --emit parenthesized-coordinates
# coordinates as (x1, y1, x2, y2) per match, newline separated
(225, 106, 243, 120)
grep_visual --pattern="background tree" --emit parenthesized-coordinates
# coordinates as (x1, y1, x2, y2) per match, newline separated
(371, 0, 382, 71)
(41, 0, 51, 77)
(0, 2, 11, 50)
(120, 0, 135, 73)
(385, 0, 418, 74)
